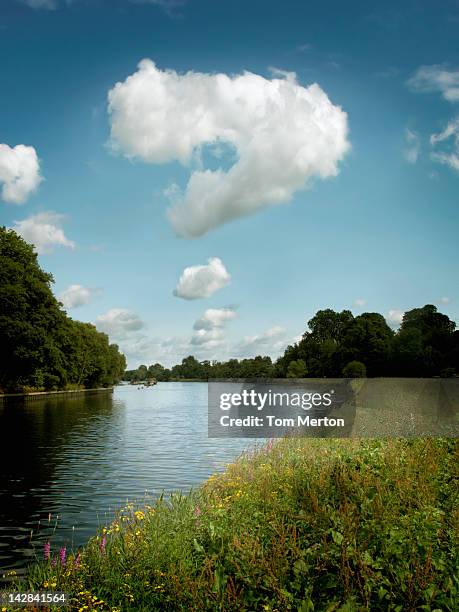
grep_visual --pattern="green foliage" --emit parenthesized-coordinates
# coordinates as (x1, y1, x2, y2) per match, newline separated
(0, 228, 126, 391)
(20, 439, 459, 611)
(342, 360, 367, 377)
(286, 359, 307, 378)
(123, 355, 275, 382)
(123, 303, 458, 383)
(278, 306, 456, 379)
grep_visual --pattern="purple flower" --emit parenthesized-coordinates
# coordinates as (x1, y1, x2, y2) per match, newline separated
(194, 506, 201, 518)
(51, 557, 57, 567)
(59, 546, 66, 567)
(43, 541, 51, 561)
(74, 552, 81, 568)
(99, 535, 106, 554)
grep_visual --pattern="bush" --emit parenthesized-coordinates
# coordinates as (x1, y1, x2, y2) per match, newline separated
(286, 359, 307, 378)
(342, 360, 367, 377)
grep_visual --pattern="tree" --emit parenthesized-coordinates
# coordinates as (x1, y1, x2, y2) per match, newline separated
(340, 313, 393, 376)
(286, 359, 307, 378)
(342, 360, 367, 378)
(0, 227, 126, 391)
(394, 305, 456, 376)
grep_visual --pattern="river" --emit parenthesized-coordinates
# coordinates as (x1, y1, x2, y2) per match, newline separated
(0, 383, 256, 575)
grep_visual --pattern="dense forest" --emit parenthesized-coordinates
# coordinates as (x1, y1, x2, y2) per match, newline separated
(125, 306, 459, 382)
(0, 227, 126, 393)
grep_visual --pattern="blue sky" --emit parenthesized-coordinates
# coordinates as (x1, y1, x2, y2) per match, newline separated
(0, 0, 458, 367)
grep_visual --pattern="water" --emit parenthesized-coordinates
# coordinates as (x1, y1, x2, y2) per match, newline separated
(0, 383, 256, 575)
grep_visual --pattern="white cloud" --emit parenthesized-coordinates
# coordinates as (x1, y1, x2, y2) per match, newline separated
(235, 325, 286, 358)
(386, 309, 404, 326)
(0, 144, 42, 204)
(407, 65, 459, 103)
(107, 59, 350, 237)
(439, 296, 450, 305)
(353, 298, 367, 308)
(96, 308, 145, 338)
(173, 257, 230, 300)
(429, 117, 459, 171)
(59, 284, 100, 309)
(12, 212, 75, 254)
(404, 129, 420, 164)
(191, 307, 236, 348)
(120, 333, 190, 368)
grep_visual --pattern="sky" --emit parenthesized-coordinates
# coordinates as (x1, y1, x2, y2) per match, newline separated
(0, 0, 458, 368)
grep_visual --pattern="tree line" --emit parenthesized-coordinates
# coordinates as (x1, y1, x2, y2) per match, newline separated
(0, 227, 126, 393)
(125, 306, 458, 382)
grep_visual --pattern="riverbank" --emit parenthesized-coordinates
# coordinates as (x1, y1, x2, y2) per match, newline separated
(0, 387, 113, 402)
(12, 437, 458, 611)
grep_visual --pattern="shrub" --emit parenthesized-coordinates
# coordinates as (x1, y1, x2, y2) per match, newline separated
(342, 360, 367, 377)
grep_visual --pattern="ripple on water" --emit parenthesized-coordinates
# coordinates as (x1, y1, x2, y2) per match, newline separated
(0, 383, 257, 574)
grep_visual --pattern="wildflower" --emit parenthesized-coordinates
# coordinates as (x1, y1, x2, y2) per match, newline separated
(99, 535, 107, 554)
(43, 541, 51, 561)
(74, 552, 81, 568)
(194, 505, 201, 518)
(51, 557, 57, 567)
(59, 546, 67, 566)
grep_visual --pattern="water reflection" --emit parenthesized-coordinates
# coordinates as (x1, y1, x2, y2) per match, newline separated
(0, 384, 254, 574)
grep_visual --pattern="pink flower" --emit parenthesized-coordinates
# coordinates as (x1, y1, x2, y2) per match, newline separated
(194, 506, 201, 518)
(74, 552, 81, 568)
(59, 546, 66, 567)
(99, 535, 107, 554)
(43, 541, 51, 561)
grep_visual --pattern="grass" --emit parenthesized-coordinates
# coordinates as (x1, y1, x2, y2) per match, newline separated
(8, 438, 459, 611)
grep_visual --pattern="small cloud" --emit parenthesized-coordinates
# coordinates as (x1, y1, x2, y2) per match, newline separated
(12, 211, 75, 254)
(407, 65, 459, 103)
(235, 325, 286, 358)
(0, 143, 42, 204)
(296, 43, 312, 52)
(353, 298, 367, 308)
(430, 117, 459, 172)
(404, 129, 420, 164)
(173, 257, 230, 300)
(163, 182, 182, 202)
(96, 308, 145, 338)
(191, 307, 236, 348)
(386, 309, 404, 327)
(59, 284, 101, 309)
(439, 297, 450, 305)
